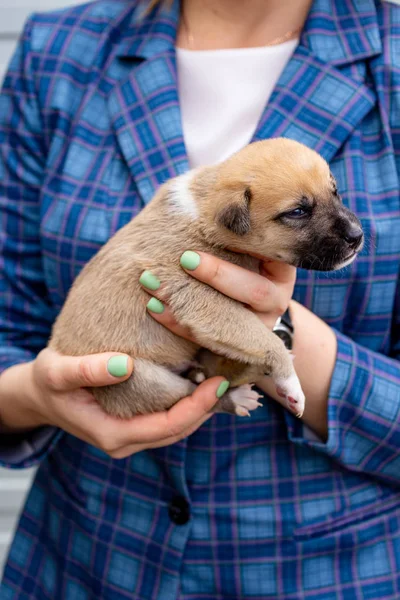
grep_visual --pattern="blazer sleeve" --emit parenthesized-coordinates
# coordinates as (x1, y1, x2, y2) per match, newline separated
(285, 325, 400, 487)
(0, 18, 62, 468)
(285, 48, 400, 486)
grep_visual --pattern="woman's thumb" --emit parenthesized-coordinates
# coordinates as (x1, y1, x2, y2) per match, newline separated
(44, 351, 133, 391)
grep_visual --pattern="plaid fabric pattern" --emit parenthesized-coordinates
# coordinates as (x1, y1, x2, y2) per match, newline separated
(1, 0, 400, 598)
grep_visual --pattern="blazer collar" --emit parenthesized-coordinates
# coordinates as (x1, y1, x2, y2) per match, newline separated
(108, 0, 381, 206)
(115, 0, 381, 65)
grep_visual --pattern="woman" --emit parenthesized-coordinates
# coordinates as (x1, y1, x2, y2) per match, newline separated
(0, 0, 399, 597)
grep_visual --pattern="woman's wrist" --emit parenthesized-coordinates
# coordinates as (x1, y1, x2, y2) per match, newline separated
(258, 300, 337, 440)
(0, 361, 46, 432)
(289, 300, 337, 439)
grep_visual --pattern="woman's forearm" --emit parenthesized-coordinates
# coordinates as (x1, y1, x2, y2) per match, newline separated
(258, 300, 337, 440)
(0, 362, 44, 432)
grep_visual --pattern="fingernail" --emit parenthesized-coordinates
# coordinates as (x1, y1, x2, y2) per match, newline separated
(216, 380, 230, 398)
(107, 355, 129, 377)
(139, 270, 161, 291)
(180, 251, 201, 271)
(147, 297, 165, 314)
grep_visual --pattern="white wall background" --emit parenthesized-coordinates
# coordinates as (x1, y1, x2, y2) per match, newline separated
(0, 0, 91, 576)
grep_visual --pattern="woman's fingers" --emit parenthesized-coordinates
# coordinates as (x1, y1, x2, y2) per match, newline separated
(108, 413, 212, 459)
(74, 376, 225, 452)
(260, 259, 296, 287)
(178, 251, 279, 312)
(140, 257, 277, 313)
(53, 377, 224, 457)
(115, 376, 224, 446)
(146, 302, 196, 342)
(139, 271, 195, 340)
(139, 254, 296, 335)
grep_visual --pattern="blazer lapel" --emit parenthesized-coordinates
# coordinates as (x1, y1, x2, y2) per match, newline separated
(108, 0, 188, 205)
(251, 0, 381, 161)
(252, 45, 376, 162)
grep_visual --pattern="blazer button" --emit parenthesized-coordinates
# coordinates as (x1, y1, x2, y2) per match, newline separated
(168, 496, 190, 525)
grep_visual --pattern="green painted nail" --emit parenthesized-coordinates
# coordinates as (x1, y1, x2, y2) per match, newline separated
(180, 251, 201, 271)
(147, 297, 165, 314)
(139, 270, 161, 291)
(216, 381, 230, 398)
(107, 355, 129, 377)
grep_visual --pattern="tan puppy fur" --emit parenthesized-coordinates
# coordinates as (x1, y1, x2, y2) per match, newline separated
(49, 139, 363, 419)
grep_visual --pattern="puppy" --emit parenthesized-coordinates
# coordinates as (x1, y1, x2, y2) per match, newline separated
(49, 138, 363, 419)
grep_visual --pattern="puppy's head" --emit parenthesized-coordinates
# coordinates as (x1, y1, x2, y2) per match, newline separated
(199, 138, 363, 271)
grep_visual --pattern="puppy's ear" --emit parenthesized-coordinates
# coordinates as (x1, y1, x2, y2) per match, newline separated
(217, 187, 251, 236)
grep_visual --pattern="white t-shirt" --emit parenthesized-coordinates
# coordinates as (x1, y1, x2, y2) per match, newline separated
(176, 39, 298, 168)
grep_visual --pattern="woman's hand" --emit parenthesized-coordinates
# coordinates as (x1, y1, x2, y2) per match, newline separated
(141, 251, 336, 440)
(141, 251, 296, 340)
(0, 348, 225, 459)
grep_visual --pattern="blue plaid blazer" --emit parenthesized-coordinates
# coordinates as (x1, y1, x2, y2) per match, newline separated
(1, 0, 400, 598)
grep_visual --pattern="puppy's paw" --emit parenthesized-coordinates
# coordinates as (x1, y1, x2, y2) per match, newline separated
(228, 384, 263, 417)
(275, 373, 305, 418)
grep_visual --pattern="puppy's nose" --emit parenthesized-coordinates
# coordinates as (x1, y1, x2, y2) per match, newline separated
(343, 224, 363, 247)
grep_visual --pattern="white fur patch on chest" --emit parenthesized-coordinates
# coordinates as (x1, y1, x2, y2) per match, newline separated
(168, 171, 199, 219)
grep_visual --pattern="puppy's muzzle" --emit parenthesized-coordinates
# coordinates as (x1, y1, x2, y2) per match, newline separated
(336, 216, 364, 256)
(297, 209, 364, 271)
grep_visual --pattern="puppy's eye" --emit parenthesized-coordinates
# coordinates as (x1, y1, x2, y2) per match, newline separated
(284, 207, 309, 219)
(275, 198, 313, 223)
